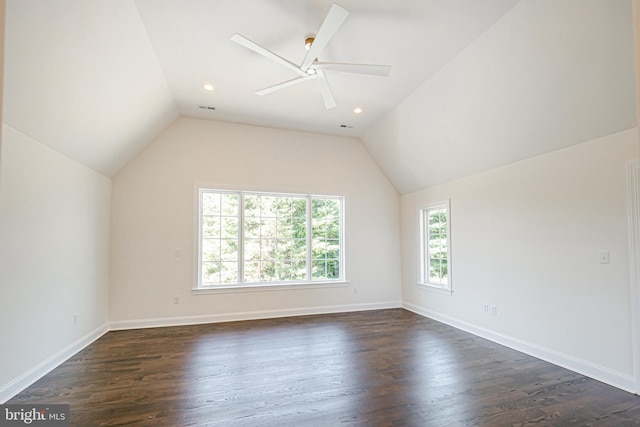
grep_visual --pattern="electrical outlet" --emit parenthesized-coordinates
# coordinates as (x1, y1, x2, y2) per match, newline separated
(490, 305, 498, 316)
(73, 313, 79, 325)
(482, 304, 489, 314)
(173, 296, 180, 304)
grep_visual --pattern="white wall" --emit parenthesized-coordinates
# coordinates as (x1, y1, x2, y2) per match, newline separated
(0, 124, 111, 402)
(109, 118, 401, 326)
(402, 128, 639, 391)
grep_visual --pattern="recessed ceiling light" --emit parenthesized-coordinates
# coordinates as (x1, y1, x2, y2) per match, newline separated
(353, 107, 363, 114)
(203, 83, 214, 91)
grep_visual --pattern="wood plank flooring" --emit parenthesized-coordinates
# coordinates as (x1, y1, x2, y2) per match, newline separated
(9, 309, 640, 426)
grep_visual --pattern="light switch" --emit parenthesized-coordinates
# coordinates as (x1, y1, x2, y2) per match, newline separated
(599, 251, 610, 264)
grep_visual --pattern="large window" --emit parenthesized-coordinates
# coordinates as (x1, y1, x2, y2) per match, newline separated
(198, 189, 344, 288)
(419, 200, 451, 293)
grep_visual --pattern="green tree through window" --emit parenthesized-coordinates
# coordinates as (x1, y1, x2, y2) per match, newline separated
(419, 201, 451, 291)
(199, 189, 343, 287)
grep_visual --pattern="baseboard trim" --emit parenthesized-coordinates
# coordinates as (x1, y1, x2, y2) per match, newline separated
(0, 323, 109, 404)
(403, 302, 637, 394)
(109, 301, 402, 330)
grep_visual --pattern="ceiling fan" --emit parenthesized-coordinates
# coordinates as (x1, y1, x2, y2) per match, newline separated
(230, 3, 391, 109)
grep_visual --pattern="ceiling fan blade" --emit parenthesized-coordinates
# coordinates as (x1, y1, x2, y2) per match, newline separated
(300, 4, 349, 71)
(312, 62, 392, 77)
(255, 75, 317, 96)
(316, 70, 336, 109)
(231, 33, 308, 77)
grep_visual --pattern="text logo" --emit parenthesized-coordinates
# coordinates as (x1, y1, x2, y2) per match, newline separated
(0, 405, 69, 426)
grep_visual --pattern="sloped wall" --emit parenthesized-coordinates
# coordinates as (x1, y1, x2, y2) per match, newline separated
(362, 0, 635, 194)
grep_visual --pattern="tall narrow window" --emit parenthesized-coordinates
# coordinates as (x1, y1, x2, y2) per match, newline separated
(197, 189, 344, 288)
(243, 194, 308, 283)
(200, 192, 240, 286)
(419, 200, 451, 293)
(311, 197, 342, 280)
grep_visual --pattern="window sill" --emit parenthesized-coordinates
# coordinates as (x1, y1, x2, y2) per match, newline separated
(417, 283, 453, 296)
(193, 281, 350, 295)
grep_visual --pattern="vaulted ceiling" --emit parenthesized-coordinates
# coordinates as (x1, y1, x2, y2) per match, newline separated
(3, 0, 636, 193)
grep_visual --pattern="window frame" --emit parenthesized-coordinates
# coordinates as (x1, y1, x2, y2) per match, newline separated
(195, 187, 346, 291)
(418, 199, 452, 295)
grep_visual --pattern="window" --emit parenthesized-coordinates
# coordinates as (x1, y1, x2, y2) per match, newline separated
(419, 200, 451, 293)
(198, 189, 344, 288)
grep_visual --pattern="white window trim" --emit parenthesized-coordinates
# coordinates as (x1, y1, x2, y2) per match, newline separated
(417, 199, 452, 295)
(192, 280, 350, 295)
(195, 186, 346, 291)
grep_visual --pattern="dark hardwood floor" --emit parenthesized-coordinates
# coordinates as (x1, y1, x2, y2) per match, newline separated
(9, 309, 640, 426)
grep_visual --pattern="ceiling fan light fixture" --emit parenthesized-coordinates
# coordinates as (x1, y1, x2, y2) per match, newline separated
(230, 4, 390, 110)
(304, 37, 315, 51)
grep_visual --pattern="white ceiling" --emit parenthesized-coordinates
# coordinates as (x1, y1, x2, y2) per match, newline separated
(132, 0, 520, 136)
(3, 0, 637, 191)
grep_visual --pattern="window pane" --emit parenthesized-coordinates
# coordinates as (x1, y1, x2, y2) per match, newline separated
(244, 195, 260, 217)
(202, 193, 221, 215)
(261, 239, 277, 262)
(220, 262, 238, 284)
(261, 260, 277, 281)
(312, 239, 327, 259)
(202, 216, 221, 238)
(244, 218, 261, 238)
(327, 221, 340, 239)
(292, 218, 306, 238)
(312, 260, 327, 279)
(221, 217, 238, 238)
(262, 218, 277, 238)
(202, 239, 221, 261)
(244, 239, 260, 261)
(293, 238, 306, 259)
(291, 259, 307, 280)
(326, 239, 340, 258)
(292, 198, 307, 217)
(261, 196, 277, 217)
(202, 261, 220, 284)
(221, 193, 239, 216)
(277, 218, 293, 238)
(326, 260, 340, 279)
(220, 239, 238, 262)
(312, 198, 326, 214)
(276, 260, 291, 280)
(277, 239, 294, 258)
(276, 198, 292, 216)
(244, 260, 261, 283)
